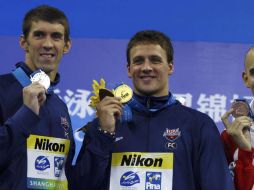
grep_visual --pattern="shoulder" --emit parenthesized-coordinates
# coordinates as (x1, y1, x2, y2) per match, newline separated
(0, 73, 21, 101)
(167, 103, 220, 137)
(171, 102, 214, 123)
(0, 73, 17, 89)
(0, 73, 23, 122)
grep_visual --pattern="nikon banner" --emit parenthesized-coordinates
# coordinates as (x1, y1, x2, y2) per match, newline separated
(27, 135, 70, 190)
(110, 152, 173, 190)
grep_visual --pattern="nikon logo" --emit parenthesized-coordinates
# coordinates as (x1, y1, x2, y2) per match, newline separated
(121, 154, 163, 167)
(34, 138, 65, 153)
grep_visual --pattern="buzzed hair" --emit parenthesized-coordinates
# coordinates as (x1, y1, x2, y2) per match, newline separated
(126, 30, 174, 66)
(22, 5, 70, 42)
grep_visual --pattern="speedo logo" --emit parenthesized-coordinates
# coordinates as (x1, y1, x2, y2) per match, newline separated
(121, 154, 163, 167)
(34, 138, 65, 153)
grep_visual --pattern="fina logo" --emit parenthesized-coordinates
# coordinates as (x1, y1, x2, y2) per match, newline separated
(35, 156, 50, 171)
(120, 171, 140, 186)
(54, 157, 64, 177)
(145, 172, 161, 190)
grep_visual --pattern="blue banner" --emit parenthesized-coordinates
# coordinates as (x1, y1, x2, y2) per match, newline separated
(0, 36, 252, 161)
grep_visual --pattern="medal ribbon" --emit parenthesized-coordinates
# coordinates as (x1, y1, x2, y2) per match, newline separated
(12, 67, 55, 93)
(121, 94, 177, 122)
(12, 67, 31, 87)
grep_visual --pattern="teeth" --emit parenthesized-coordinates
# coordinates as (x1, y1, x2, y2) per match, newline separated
(41, 54, 54, 58)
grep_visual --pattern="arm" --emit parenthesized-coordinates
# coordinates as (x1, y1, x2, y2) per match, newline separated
(64, 120, 76, 190)
(221, 109, 252, 151)
(233, 147, 254, 190)
(221, 109, 254, 190)
(0, 106, 40, 169)
(0, 82, 45, 169)
(71, 120, 114, 190)
(222, 133, 254, 190)
(71, 96, 122, 190)
(221, 130, 238, 164)
(198, 116, 234, 190)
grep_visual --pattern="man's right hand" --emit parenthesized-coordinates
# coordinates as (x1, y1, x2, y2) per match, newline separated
(23, 82, 47, 115)
(96, 96, 123, 133)
(221, 108, 252, 151)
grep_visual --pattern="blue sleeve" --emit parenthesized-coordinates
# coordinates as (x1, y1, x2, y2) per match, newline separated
(64, 116, 76, 190)
(71, 119, 115, 190)
(198, 115, 234, 190)
(0, 105, 39, 169)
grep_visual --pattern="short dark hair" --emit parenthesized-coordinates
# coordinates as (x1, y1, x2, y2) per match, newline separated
(22, 5, 70, 42)
(126, 30, 174, 65)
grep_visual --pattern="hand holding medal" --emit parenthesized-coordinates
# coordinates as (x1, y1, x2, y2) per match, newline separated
(89, 79, 133, 133)
(30, 69, 50, 91)
(221, 99, 252, 151)
(231, 100, 250, 118)
(23, 69, 50, 115)
(90, 79, 133, 107)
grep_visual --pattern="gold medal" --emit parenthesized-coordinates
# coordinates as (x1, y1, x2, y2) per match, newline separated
(114, 84, 133, 103)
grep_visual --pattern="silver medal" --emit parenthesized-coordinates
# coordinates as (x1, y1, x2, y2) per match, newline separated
(30, 69, 50, 90)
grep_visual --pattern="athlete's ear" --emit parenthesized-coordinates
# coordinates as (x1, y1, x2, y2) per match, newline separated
(127, 63, 132, 78)
(63, 39, 72, 54)
(167, 62, 174, 76)
(242, 71, 251, 88)
(19, 35, 29, 52)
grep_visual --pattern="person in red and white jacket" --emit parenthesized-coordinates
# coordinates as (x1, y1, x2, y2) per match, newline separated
(221, 47, 254, 190)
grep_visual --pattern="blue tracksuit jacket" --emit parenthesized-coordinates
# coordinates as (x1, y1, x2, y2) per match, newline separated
(75, 93, 234, 190)
(0, 62, 75, 190)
